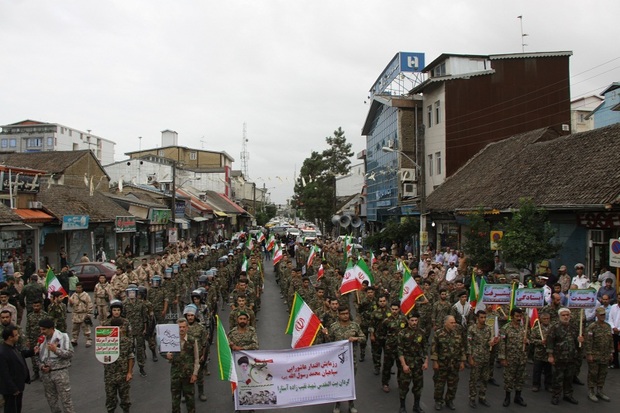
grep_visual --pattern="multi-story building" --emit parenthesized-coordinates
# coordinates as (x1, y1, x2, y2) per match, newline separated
(571, 95, 602, 133)
(589, 82, 620, 128)
(0, 119, 116, 164)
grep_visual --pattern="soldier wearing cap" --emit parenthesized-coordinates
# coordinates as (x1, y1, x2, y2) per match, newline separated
(397, 311, 428, 413)
(184, 305, 208, 402)
(585, 306, 613, 402)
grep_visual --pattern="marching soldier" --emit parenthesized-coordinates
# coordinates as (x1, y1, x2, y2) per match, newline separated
(165, 318, 200, 413)
(378, 301, 407, 393)
(103, 310, 134, 413)
(467, 310, 498, 408)
(431, 315, 465, 411)
(397, 312, 428, 413)
(498, 307, 527, 407)
(585, 306, 613, 402)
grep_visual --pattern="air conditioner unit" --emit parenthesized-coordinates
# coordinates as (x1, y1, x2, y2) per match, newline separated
(29, 201, 43, 209)
(402, 183, 418, 198)
(401, 168, 416, 182)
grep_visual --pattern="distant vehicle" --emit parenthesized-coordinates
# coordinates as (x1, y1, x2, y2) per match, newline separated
(271, 226, 290, 237)
(300, 229, 317, 241)
(70, 262, 117, 291)
(286, 228, 301, 237)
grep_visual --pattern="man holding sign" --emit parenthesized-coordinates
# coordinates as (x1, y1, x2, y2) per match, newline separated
(165, 318, 200, 413)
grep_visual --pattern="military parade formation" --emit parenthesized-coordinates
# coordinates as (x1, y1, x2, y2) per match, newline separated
(0, 231, 618, 413)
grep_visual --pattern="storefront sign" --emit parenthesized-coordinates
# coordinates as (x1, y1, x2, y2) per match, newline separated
(0, 171, 40, 193)
(62, 215, 89, 230)
(233, 340, 355, 410)
(514, 288, 544, 308)
(115, 216, 136, 233)
(149, 209, 171, 225)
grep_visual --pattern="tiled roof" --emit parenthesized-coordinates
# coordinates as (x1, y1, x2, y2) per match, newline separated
(0, 150, 93, 174)
(37, 186, 130, 222)
(426, 123, 620, 212)
(205, 191, 248, 215)
(0, 204, 22, 224)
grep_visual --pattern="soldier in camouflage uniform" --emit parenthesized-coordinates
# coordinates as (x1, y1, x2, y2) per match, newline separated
(26, 299, 48, 380)
(123, 284, 148, 377)
(378, 301, 407, 392)
(229, 296, 256, 328)
(111, 267, 130, 301)
(397, 312, 429, 413)
(431, 289, 451, 331)
(184, 305, 209, 402)
(369, 294, 389, 375)
(584, 306, 613, 402)
(148, 275, 168, 325)
(357, 286, 377, 362)
(416, 281, 434, 334)
(19, 274, 46, 315)
(546, 307, 583, 405)
(530, 311, 552, 392)
(47, 291, 67, 333)
(103, 314, 134, 413)
(165, 318, 200, 413)
(431, 315, 465, 411)
(323, 305, 364, 413)
(498, 307, 528, 407)
(228, 312, 259, 350)
(467, 310, 498, 408)
(138, 286, 158, 362)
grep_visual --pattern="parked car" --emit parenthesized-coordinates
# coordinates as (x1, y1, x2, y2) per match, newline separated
(70, 262, 117, 291)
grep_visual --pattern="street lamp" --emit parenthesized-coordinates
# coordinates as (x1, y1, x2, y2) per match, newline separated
(380, 146, 427, 258)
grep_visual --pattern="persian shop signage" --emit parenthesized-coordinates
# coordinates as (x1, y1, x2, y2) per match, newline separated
(115, 216, 137, 233)
(62, 215, 89, 230)
(149, 209, 171, 225)
(0, 171, 41, 193)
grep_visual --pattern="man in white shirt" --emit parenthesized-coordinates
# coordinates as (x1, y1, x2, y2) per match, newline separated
(445, 261, 459, 283)
(571, 263, 589, 289)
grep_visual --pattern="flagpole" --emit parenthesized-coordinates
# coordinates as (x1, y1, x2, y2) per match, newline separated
(537, 319, 544, 341)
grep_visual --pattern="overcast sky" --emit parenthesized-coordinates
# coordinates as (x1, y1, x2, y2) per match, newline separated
(1, 0, 618, 204)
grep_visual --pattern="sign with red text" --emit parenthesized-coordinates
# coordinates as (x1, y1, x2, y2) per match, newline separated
(115, 216, 137, 233)
(95, 326, 119, 364)
(233, 340, 355, 410)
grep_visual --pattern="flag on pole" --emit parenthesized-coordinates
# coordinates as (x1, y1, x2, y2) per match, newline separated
(355, 258, 374, 286)
(400, 268, 424, 315)
(241, 255, 248, 272)
(340, 259, 358, 295)
(371, 251, 377, 266)
(528, 307, 539, 328)
(285, 293, 322, 348)
(216, 315, 238, 392)
(245, 236, 254, 251)
(317, 264, 325, 281)
(468, 276, 486, 309)
(257, 232, 266, 244)
(45, 267, 67, 299)
(273, 244, 283, 265)
(266, 235, 275, 251)
(307, 246, 319, 268)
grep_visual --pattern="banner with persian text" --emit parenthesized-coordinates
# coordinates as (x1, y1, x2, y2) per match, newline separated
(233, 340, 355, 410)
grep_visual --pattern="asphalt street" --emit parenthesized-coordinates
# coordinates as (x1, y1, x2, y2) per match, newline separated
(20, 260, 620, 413)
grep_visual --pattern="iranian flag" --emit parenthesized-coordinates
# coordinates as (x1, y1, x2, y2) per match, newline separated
(257, 232, 266, 243)
(273, 244, 283, 265)
(400, 268, 424, 315)
(340, 259, 358, 295)
(371, 251, 378, 265)
(266, 235, 276, 251)
(45, 267, 67, 299)
(528, 307, 540, 328)
(317, 264, 325, 281)
(307, 246, 319, 267)
(285, 292, 322, 348)
(216, 315, 238, 392)
(241, 256, 248, 272)
(245, 236, 254, 251)
(468, 275, 486, 309)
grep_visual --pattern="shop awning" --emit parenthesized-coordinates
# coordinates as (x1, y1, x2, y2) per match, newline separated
(173, 218, 190, 224)
(193, 217, 208, 222)
(14, 209, 54, 223)
(213, 211, 229, 217)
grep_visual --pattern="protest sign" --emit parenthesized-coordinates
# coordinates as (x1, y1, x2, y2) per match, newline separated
(566, 289, 597, 308)
(95, 326, 119, 364)
(156, 324, 181, 352)
(481, 284, 512, 304)
(514, 288, 545, 308)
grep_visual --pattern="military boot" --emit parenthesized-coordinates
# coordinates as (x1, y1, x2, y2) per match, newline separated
(399, 398, 407, 413)
(413, 396, 424, 413)
(588, 389, 599, 402)
(198, 383, 207, 401)
(151, 348, 158, 362)
(597, 388, 610, 402)
(514, 391, 526, 406)
(503, 392, 511, 407)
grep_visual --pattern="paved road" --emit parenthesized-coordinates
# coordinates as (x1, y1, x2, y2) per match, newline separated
(21, 260, 620, 412)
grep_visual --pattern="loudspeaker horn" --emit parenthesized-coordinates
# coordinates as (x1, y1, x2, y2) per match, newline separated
(339, 215, 351, 227)
(350, 215, 362, 228)
(331, 215, 341, 226)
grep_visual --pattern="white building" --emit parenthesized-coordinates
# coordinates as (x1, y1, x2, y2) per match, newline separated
(0, 119, 115, 165)
(571, 96, 603, 133)
(336, 162, 365, 197)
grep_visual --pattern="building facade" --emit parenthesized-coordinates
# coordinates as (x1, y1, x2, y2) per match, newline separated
(589, 82, 620, 128)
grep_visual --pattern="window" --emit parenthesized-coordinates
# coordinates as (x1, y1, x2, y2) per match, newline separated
(9, 139, 16, 148)
(428, 154, 433, 176)
(432, 62, 446, 77)
(427, 105, 432, 127)
(47, 137, 54, 147)
(435, 101, 441, 124)
(1, 139, 7, 148)
(578, 113, 585, 123)
(435, 152, 442, 175)
(27, 138, 42, 147)
(190, 151, 197, 160)
(158, 150, 165, 156)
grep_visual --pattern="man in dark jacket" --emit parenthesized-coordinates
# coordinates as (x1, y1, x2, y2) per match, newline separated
(0, 325, 36, 413)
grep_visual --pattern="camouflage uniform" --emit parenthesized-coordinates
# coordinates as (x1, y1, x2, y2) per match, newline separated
(397, 325, 428, 400)
(188, 321, 209, 400)
(168, 335, 200, 413)
(47, 301, 67, 333)
(124, 299, 148, 369)
(498, 321, 527, 392)
(39, 329, 75, 413)
(467, 323, 494, 402)
(104, 326, 134, 413)
(26, 309, 49, 374)
(369, 305, 389, 372)
(94, 281, 111, 325)
(69, 291, 93, 345)
(228, 326, 259, 350)
(431, 300, 451, 330)
(585, 319, 613, 395)
(229, 307, 256, 329)
(19, 282, 46, 314)
(328, 320, 365, 373)
(530, 322, 552, 389)
(415, 296, 433, 335)
(430, 326, 466, 404)
(110, 273, 129, 300)
(546, 321, 581, 399)
(357, 295, 377, 360)
(148, 285, 168, 324)
(378, 313, 407, 386)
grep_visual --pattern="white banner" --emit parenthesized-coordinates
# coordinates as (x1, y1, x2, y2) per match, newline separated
(233, 340, 355, 410)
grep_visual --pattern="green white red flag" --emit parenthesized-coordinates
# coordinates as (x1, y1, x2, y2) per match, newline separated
(216, 315, 238, 392)
(241, 255, 248, 272)
(317, 264, 324, 281)
(371, 251, 377, 265)
(468, 275, 486, 310)
(273, 244, 283, 265)
(266, 235, 276, 251)
(340, 258, 374, 295)
(399, 268, 424, 315)
(307, 246, 319, 267)
(257, 232, 266, 243)
(285, 293, 322, 348)
(45, 267, 67, 299)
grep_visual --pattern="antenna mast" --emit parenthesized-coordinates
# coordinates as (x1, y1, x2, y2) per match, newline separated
(240, 122, 249, 178)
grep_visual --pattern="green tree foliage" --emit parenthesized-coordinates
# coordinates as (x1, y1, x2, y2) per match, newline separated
(294, 128, 353, 230)
(461, 208, 495, 271)
(499, 198, 559, 271)
(256, 204, 277, 226)
(365, 218, 418, 252)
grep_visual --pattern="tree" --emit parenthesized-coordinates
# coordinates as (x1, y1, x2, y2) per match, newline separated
(499, 198, 560, 271)
(322, 127, 353, 175)
(461, 208, 495, 271)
